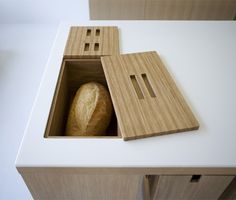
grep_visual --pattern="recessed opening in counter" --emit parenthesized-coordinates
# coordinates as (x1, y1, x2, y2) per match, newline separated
(44, 59, 119, 138)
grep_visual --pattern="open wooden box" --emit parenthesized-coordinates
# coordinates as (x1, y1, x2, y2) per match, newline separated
(44, 26, 120, 138)
(45, 26, 199, 140)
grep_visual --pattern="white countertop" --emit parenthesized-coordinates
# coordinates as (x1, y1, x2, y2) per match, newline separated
(16, 21, 236, 169)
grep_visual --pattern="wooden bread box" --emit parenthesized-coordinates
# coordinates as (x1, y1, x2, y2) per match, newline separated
(44, 26, 121, 139)
(45, 26, 199, 141)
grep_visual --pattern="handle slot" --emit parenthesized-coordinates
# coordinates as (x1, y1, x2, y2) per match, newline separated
(95, 29, 100, 36)
(94, 43, 99, 51)
(130, 75, 144, 99)
(86, 29, 91, 36)
(190, 175, 202, 183)
(142, 73, 156, 98)
(84, 43, 90, 51)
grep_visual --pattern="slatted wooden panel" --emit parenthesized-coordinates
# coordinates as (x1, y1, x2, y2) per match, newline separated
(152, 175, 234, 200)
(101, 51, 199, 140)
(145, 0, 236, 20)
(89, 0, 236, 20)
(64, 26, 119, 59)
(89, 0, 146, 20)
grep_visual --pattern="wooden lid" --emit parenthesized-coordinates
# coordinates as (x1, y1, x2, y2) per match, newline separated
(64, 26, 119, 59)
(101, 51, 199, 140)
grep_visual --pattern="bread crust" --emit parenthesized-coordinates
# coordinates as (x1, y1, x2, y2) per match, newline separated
(66, 82, 113, 136)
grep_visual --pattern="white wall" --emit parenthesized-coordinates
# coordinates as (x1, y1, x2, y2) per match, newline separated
(0, 0, 89, 23)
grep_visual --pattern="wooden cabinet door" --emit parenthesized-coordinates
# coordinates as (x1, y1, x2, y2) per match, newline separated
(152, 175, 234, 200)
(22, 172, 143, 200)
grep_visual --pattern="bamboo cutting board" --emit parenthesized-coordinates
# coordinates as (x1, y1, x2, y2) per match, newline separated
(101, 51, 199, 140)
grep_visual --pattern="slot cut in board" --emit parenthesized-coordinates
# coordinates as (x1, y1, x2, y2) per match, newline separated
(142, 73, 156, 98)
(94, 43, 99, 51)
(86, 29, 91, 36)
(130, 75, 144, 99)
(101, 51, 199, 140)
(96, 29, 100, 36)
(84, 43, 90, 51)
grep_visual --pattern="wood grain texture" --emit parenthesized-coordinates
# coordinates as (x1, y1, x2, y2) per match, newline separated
(143, 176, 151, 200)
(20, 171, 143, 200)
(101, 51, 199, 140)
(219, 176, 236, 200)
(17, 167, 236, 176)
(89, 0, 236, 20)
(152, 175, 235, 200)
(148, 175, 159, 200)
(64, 26, 119, 59)
(89, 0, 146, 20)
(44, 60, 69, 137)
(145, 0, 236, 20)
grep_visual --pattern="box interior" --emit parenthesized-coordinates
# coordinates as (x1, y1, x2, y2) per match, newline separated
(45, 59, 119, 138)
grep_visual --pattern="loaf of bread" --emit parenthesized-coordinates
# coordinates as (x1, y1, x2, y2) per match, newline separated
(66, 82, 113, 136)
